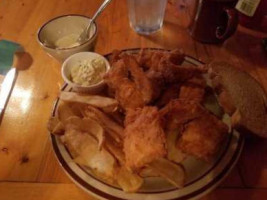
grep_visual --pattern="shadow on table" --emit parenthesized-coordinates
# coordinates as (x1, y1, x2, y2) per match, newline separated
(236, 134, 267, 195)
(0, 52, 33, 125)
(141, 20, 194, 50)
(205, 187, 267, 200)
(223, 28, 267, 69)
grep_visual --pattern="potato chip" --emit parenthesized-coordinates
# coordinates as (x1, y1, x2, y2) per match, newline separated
(116, 166, 144, 193)
(69, 102, 87, 117)
(60, 91, 118, 112)
(64, 116, 105, 149)
(62, 128, 117, 181)
(57, 101, 76, 122)
(139, 167, 160, 178)
(107, 110, 125, 126)
(83, 105, 124, 140)
(148, 158, 185, 188)
(104, 134, 125, 165)
(83, 118, 105, 150)
(47, 116, 64, 135)
(166, 129, 186, 163)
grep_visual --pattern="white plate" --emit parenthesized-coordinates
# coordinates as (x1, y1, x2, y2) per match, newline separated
(50, 48, 244, 200)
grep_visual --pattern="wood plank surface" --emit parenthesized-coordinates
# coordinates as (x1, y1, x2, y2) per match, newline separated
(0, 0, 267, 199)
(0, 182, 96, 200)
(1, 182, 267, 200)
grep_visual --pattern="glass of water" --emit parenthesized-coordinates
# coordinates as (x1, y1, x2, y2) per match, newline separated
(127, 0, 167, 35)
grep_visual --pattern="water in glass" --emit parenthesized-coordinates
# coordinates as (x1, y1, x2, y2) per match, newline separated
(127, 0, 167, 35)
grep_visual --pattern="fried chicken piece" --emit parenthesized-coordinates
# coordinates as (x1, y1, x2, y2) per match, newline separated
(145, 50, 206, 85)
(167, 49, 185, 65)
(137, 49, 185, 70)
(160, 99, 205, 130)
(177, 112, 228, 161)
(108, 49, 125, 65)
(157, 60, 207, 84)
(146, 70, 166, 100)
(105, 55, 155, 110)
(104, 59, 128, 90)
(156, 84, 180, 107)
(104, 59, 146, 109)
(179, 75, 206, 103)
(123, 55, 154, 103)
(124, 107, 167, 170)
(137, 49, 187, 101)
(116, 79, 145, 109)
(137, 49, 167, 70)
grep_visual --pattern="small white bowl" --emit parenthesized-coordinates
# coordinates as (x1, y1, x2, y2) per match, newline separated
(61, 52, 110, 93)
(37, 15, 98, 62)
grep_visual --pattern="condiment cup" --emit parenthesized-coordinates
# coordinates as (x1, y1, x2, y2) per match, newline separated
(37, 15, 97, 62)
(61, 52, 110, 93)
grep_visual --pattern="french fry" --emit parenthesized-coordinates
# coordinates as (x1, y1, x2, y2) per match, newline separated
(57, 101, 76, 122)
(148, 158, 185, 188)
(60, 91, 118, 112)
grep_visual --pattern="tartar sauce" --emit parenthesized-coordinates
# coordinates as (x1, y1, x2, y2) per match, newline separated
(70, 58, 106, 86)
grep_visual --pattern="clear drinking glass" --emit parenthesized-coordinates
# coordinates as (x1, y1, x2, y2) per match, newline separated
(127, 0, 167, 35)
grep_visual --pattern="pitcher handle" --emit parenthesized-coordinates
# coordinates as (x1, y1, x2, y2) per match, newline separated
(216, 8, 238, 41)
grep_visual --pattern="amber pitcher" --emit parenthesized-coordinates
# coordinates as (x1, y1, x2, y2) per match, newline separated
(189, 0, 239, 43)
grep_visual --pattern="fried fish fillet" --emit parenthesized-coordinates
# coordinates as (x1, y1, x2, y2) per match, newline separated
(161, 99, 228, 161)
(177, 111, 228, 161)
(124, 107, 167, 170)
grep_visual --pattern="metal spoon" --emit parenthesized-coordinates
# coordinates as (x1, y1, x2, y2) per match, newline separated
(78, 0, 112, 43)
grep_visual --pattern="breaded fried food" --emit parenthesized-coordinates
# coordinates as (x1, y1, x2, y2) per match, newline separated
(105, 55, 155, 110)
(123, 55, 154, 103)
(161, 99, 228, 161)
(177, 111, 228, 161)
(109, 49, 125, 65)
(137, 49, 166, 70)
(179, 75, 206, 103)
(124, 107, 167, 170)
(104, 59, 129, 90)
(137, 49, 185, 70)
(160, 99, 205, 130)
(157, 60, 207, 84)
(144, 50, 206, 85)
(116, 79, 146, 109)
(156, 84, 180, 107)
(104, 59, 146, 109)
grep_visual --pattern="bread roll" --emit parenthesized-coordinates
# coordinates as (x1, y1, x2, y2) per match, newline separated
(209, 61, 267, 138)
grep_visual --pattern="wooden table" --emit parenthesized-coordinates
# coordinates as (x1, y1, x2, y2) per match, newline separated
(0, 0, 267, 199)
